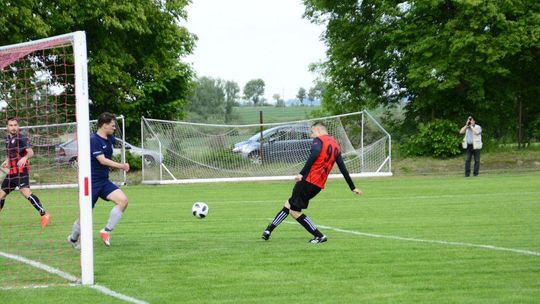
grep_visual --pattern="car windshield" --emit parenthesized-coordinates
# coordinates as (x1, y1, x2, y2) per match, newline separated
(246, 125, 311, 142)
(247, 128, 277, 141)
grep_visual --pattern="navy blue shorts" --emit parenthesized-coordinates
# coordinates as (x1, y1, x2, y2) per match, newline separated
(2, 174, 30, 195)
(92, 180, 119, 208)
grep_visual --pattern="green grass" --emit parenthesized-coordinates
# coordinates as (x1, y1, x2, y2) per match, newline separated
(1, 172, 540, 303)
(232, 106, 320, 124)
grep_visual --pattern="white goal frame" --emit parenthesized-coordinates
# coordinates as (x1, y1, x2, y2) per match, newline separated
(0, 32, 94, 285)
(141, 110, 392, 184)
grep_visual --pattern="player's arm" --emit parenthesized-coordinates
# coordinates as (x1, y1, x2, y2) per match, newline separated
(297, 138, 322, 181)
(95, 154, 130, 172)
(335, 154, 362, 195)
(17, 147, 34, 168)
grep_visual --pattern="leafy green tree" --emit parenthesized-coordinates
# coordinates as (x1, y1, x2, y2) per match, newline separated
(273, 93, 285, 107)
(304, 0, 540, 146)
(224, 81, 240, 123)
(243, 79, 265, 106)
(188, 77, 225, 122)
(0, 0, 195, 141)
(297, 87, 306, 106)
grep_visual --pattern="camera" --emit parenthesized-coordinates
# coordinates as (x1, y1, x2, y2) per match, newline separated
(467, 116, 472, 126)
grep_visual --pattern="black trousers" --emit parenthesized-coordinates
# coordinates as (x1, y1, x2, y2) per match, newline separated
(465, 144, 481, 176)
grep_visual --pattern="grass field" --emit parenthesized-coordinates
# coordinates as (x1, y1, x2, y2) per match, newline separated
(232, 106, 320, 124)
(1, 171, 540, 303)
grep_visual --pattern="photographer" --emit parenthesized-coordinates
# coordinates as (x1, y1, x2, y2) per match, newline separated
(459, 116, 482, 177)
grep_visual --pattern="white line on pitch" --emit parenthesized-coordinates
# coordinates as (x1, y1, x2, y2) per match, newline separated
(0, 283, 79, 290)
(280, 221, 540, 257)
(0, 251, 149, 304)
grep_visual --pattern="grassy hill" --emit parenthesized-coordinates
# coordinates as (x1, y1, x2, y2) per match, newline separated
(231, 106, 320, 124)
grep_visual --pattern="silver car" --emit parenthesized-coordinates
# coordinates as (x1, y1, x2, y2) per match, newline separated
(55, 137, 163, 167)
(232, 124, 313, 164)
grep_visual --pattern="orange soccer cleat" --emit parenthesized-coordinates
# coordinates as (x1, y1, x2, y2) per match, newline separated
(40, 213, 51, 228)
(99, 229, 111, 247)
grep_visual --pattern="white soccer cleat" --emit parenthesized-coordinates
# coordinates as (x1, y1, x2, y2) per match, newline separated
(67, 235, 80, 250)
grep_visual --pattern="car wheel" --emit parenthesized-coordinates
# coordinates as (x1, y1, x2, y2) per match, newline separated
(69, 157, 78, 169)
(248, 151, 262, 164)
(143, 155, 156, 166)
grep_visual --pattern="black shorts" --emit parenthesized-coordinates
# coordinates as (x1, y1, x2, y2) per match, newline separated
(2, 174, 30, 194)
(288, 180, 322, 211)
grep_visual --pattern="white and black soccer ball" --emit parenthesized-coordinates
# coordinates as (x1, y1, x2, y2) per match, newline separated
(192, 202, 209, 219)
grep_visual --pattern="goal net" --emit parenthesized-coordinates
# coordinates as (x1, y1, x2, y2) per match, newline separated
(0, 32, 94, 287)
(141, 111, 392, 184)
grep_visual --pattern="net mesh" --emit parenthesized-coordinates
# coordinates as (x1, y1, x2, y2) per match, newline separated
(0, 35, 95, 287)
(142, 111, 391, 183)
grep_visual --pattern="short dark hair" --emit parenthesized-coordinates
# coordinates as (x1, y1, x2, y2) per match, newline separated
(97, 112, 116, 128)
(6, 117, 18, 124)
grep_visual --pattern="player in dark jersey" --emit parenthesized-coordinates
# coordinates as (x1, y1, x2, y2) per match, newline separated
(0, 117, 50, 228)
(261, 122, 362, 243)
(68, 112, 130, 248)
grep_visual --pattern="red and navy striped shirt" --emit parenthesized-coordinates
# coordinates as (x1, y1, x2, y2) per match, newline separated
(5, 133, 31, 175)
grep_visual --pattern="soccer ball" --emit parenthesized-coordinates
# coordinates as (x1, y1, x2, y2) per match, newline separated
(192, 202, 209, 219)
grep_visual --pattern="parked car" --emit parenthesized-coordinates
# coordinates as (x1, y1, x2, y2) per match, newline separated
(232, 124, 313, 164)
(55, 137, 163, 167)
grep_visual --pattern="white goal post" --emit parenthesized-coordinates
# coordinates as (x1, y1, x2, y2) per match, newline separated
(141, 110, 392, 184)
(0, 32, 94, 285)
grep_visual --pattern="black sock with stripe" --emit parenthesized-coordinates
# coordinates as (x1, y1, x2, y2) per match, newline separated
(266, 207, 290, 232)
(27, 194, 46, 216)
(296, 214, 324, 238)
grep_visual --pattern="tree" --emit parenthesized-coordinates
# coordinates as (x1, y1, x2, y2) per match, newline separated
(0, 0, 195, 141)
(188, 77, 225, 122)
(224, 81, 240, 123)
(297, 87, 306, 106)
(273, 93, 285, 107)
(304, 0, 540, 145)
(243, 79, 265, 106)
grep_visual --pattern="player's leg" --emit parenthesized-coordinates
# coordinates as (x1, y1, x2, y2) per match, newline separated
(100, 183, 128, 246)
(0, 177, 12, 213)
(289, 207, 326, 243)
(288, 183, 326, 243)
(68, 190, 98, 249)
(0, 189, 7, 213)
(20, 182, 50, 228)
(67, 218, 81, 249)
(261, 200, 290, 240)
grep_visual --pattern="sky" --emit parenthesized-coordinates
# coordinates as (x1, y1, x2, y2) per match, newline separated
(183, 0, 327, 102)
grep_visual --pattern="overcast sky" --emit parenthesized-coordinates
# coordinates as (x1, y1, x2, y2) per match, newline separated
(184, 0, 327, 102)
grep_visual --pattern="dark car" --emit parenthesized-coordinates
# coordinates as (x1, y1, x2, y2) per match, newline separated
(232, 124, 312, 164)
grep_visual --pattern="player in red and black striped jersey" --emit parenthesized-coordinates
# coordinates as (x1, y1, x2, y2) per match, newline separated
(0, 117, 50, 228)
(261, 122, 362, 243)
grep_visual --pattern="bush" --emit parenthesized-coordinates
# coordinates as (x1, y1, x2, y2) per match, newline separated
(112, 151, 143, 171)
(403, 119, 462, 158)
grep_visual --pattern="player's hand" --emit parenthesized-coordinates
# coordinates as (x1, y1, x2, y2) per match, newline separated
(294, 174, 302, 182)
(352, 188, 363, 196)
(1, 160, 8, 168)
(122, 163, 130, 172)
(17, 157, 27, 168)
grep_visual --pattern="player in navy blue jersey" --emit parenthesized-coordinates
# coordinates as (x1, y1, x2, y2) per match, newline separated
(68, 112, 130, 248)
(261, 122, 363, 243)
(0, 117, 50, 228)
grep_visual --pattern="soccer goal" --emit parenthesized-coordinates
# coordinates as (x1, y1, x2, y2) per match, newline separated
(141, 111, 392, 184)
(0, 32, 94, 286)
